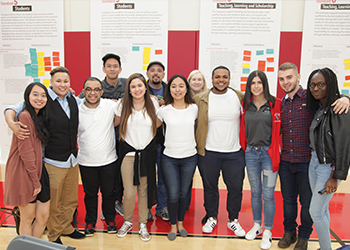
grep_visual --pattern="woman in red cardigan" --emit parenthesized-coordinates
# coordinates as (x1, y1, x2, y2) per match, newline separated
(239, 70, 282, 250)
(4, 82, 51, 238)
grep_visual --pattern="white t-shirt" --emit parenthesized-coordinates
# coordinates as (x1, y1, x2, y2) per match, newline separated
(116, 98, 159, 156)
(158, 103, 198, 158)
(205, 89, 242, 152)
(78, 98, 118, 166)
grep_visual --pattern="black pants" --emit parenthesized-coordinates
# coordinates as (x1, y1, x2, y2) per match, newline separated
(80, 161, 117, 225)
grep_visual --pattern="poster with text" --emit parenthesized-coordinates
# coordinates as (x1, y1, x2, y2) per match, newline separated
(90, 0, 168, 80)
(199, 0, 282, 94)
(300, 0, 350, 94)
(0, 0, 64, 163)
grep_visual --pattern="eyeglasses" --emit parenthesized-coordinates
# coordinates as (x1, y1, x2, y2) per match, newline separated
(309, 82, 326, 89)
(84, 87, 102, 93)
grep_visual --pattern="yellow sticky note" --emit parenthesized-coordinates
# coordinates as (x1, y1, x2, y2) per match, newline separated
(38, 66, 45, 71)
(344, 59, 350, 64)
(37, 52, 45, 57)
(38, 71, 45, 76)
(43, 79, 50, 87)
(37, 57, 44, 61)
(343, 82, 350, 87)
(38, 62, 45, 66)
(345, 64, 350, 70)
(242, 63, 250, 68)
(142, 65, 148, 71)
(143, 47, 151, 64)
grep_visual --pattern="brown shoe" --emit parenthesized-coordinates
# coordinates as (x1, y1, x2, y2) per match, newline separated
(278, 232, 297, 248)
(294, 238, 308, 250)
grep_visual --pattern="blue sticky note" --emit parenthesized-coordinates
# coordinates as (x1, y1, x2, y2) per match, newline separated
(342, 89, 349, 95)
(243, 68, 250, 74)
(256, 50, 264, 55)
(266, 49, 274, 54)
(33, 79, 41, 83)
(25, 69, 31, 76)
(31, 65, 38, 70)
(25, 63, 31, 68)
(31, 71, 38, 77)
(29, 48, 36, 53)
(132, 46, 140, 51)
(31, 59, 38, 64)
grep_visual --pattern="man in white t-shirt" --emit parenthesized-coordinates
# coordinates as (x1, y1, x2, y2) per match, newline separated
(78, 77, 120, 237)
(194, 66, 246, 236)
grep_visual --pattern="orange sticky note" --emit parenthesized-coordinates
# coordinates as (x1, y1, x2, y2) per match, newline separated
(243, 50, 251, 56)
(52, 52, 59, 56)
(241, 77, 248, 82)
(243, 56, 251, 61)
(258, 61, 266, 71)
(267, 67, 274, 72)
(155, 50, 162, 55)
(267, 57, 274, 62)
(45, 67, 52, 71)
(45, 61, 51, 66)
(53, 62, 60, 66)
(240, 84, 246, 91)
(258, 60, 266, 66)
(346, 75, 350, 81)
(53, 57, 59, 62)
(44, 57, 50, 62)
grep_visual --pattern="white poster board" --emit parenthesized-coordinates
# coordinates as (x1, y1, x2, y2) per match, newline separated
(300, 0, 350, 94)
(90, 0, 168, 80)
(199, 0, 282, 94)
(0, 0, 64, 164)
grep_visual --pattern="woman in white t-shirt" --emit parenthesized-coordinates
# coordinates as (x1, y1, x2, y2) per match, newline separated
(157, 74, 198, 241)
(115, 73, 161, 242)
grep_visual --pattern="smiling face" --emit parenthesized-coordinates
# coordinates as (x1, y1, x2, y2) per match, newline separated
(212, 68, 230, 94)
(83, 80, 103, 108)
(189, 73, 205, 95)
(310, 72, 327, 106)
(29, 85, 47, 114)
(103, 58, 122, 81)
(146, 64, 165, 85)
(50, 72, 70, 99)
(170, 77, 187, 101)
(278, 68, 300, 97)
(250, 76, 264, 97)
(129, 78, 146, 100)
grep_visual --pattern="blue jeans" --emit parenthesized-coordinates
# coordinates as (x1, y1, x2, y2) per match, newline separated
(309, 151, 340, 250)
(279, 160, 313, 239)
(156, 145, 167, 213)
(245, 145, 277, 230)
(161, 154, 197, 225)
(198, 149, 245, 220)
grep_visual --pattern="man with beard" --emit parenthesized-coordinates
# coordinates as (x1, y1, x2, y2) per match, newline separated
(78, 77, 120, 237)
(277, 62, 349, 250)
(194, 66, 246, 237)
(145, 61, 169, 221)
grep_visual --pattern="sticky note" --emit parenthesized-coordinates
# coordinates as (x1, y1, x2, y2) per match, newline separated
(25, 69, 31, 76)
(344, 59, 350, 64)
(346, 76, 350, 81)
(43, 79, 50, 87)
(38, 71, 45, 76)
(38, 62, 45, 66)
(29, 48, 36, 53)
(343, 82, 350, 87)
(267, 67, 274, 72)
(31, 65, 38, 70)
(243, 56, 251, 61)
(345, 64, 350, 70)
(243, 68, 250, 74)
(33, 79, 41, 83)
(38, 66, 45, 71)
(143, 47, 151, 65)
(53, 62, 60, 66)
(243, 50, 251, 56)
(52, 52, 59, 56)
(241, 77, 248, 82)
(31, 53, 37, 60)
(266, 49, 274, 54)
(45, 67, 52, 71)
(132, 46, 140, 51)
(53, 57, 59, 62)
(258, 61, 266, 71)
(240, 84, 246, 91)
(256, 50, 264, 55)
(267, 57, 274, 62)
(31, 59, 38, 64)
(31, 71, 38, 77)
(37, 57, 44, 62)
(44, 57, 51, 62)
(342, 89, 349, 95)
(155, 50, 162, 55)
(37, 52, 45, 57)
(242, 63, 250, 68)
(142, 65, 148, 71)
(45, 61, 51, 66)
(25, 63, 31, 68)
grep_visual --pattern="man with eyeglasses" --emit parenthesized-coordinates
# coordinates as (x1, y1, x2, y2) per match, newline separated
(78, 77, 120, 236)
(277, 62, 349, 250)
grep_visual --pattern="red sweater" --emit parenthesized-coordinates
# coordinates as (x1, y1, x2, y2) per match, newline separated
(240, 98, 282, 173)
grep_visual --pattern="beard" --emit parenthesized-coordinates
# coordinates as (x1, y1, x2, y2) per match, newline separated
(213, 86, 228, 93)
(86, 96, 100, 105)
(152, 80, 161, 85)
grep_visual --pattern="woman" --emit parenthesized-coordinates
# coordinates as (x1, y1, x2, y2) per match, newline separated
(4, 82, 51, 238)
(306, 68, 350, 250)
(115, 73, 161, 242)
(158, 74, 198, 240)
(239, 70, 282, 250)
(187, 70, 208, 97)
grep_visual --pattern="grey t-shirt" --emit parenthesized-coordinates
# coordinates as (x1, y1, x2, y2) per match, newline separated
(78, 77, 127, 100)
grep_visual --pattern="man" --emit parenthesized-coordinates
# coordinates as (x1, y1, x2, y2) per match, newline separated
(4, 67, 85, 244)
(194, 66, 246, 237)
(145, 61, 169, 221)
(277, 62, 349, 250)
(79, 53, 126, 218)
(78, 77, 119, 236)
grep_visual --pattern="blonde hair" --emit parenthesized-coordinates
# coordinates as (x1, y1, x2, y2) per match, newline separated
(187, 70, 208, 96)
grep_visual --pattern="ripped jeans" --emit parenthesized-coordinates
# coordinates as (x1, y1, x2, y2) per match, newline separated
(245, 145, 278, 230)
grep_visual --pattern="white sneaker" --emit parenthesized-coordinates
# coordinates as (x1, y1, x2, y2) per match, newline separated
(202, 217, 217, 233)
(245, 222, 263, 240)
(139, 223, 150, 241)
(260, 229, 272, 250)
(117, 221, 132, 238)
(227, 219, 246, 237)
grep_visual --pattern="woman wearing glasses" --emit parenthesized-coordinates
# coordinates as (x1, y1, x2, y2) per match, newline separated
(306, 68, 350, 250)
(115, 73, 161, 242)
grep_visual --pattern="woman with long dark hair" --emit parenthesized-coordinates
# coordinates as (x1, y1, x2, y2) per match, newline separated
(306, 68, 350, 250)
(239, 70, 282, 250)
(158, 74, 198, 240)
(4, 82, 51, 238)
(115, 73, 161, 242)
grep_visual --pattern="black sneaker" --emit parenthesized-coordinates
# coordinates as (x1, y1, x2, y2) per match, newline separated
(84, 224, 95, 237)
(147, 209, 154, 221)
(63, 229, 86, 239)
(155, 207, 169, 221)
(107, 222, 117, 234)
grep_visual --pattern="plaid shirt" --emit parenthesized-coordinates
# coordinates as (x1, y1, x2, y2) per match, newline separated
(281, 86, 316, 163)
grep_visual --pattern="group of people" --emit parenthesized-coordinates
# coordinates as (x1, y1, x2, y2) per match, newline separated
(3, 53, 350, 250)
